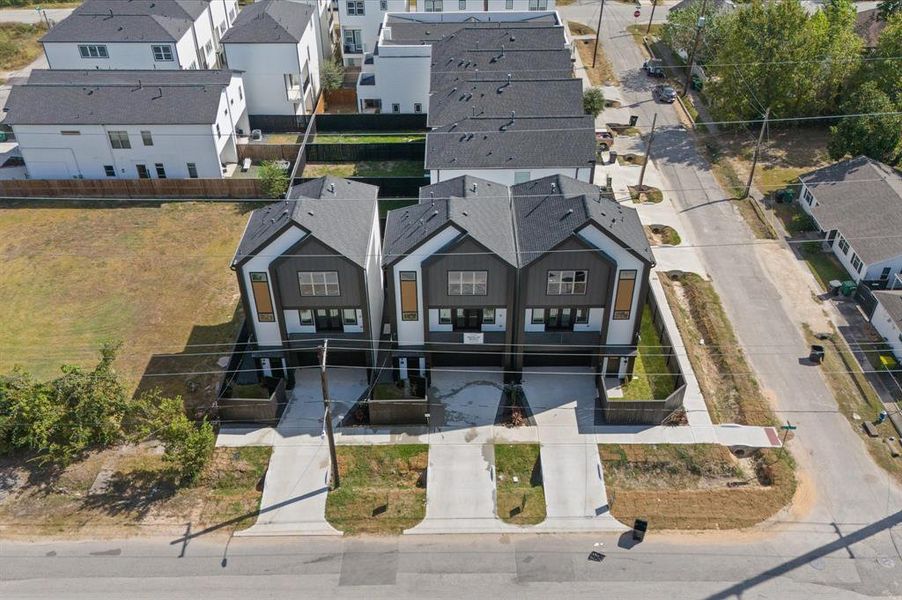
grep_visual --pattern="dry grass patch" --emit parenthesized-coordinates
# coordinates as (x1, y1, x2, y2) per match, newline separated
(617, 153, 647, 167)
(575, 39, 618, 86)
(0, 201, 249, 414)
(645, 224, 681, 246)
(495, 444, 545, 525)
(628, 185, 663, 203)
(602, 444, 796, 529)
(567, 21, 596, 36)
(325, 445, 427, 535)
(0, 23, 46, 71)
(0, 446, 271, 538)
(302, 160, 424, 178)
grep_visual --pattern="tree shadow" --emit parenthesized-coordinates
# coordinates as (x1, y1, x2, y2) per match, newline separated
(80, 467, 177, 520)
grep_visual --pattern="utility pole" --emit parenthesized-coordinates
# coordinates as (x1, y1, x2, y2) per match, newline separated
(742, 107, 770, 199)
(317, 341, 340, 489)
(646, 0, 658, 35)
(682, 0, 709, 96)
(637, 112, 657, 190)
(592, 0, 606, 69)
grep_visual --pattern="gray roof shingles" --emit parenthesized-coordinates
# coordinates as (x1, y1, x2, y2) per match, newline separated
(41, 0, 211, 43)
(874, 291, 902, 329)
(3, 69, 235, 126)
(799, 156, 902, 265)
(233, 176, 379, 268)
(221, 0, 313, 44)
(383, 175, 653, 268)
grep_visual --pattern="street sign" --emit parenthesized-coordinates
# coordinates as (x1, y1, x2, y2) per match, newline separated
(634, 9, 641, 17)
(781, 422, 797, 431)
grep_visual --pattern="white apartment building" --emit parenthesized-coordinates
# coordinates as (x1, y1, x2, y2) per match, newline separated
(223, 0, 322, 116)
(4, 70, 250, 180)
(41, 0, 239, 71)
(339, 0, 554, 66)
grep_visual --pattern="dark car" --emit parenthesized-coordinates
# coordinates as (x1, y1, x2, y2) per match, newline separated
(653, 84, 677, 103)
(642, 59, 666, 78)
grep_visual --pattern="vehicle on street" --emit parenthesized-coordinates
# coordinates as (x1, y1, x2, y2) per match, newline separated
(595, 126, 615, 151)
(642, 59, 666, 78)
(653, 84, 677, 103)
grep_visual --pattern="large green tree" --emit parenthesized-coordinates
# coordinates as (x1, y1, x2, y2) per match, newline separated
(661, 0, 727, 65)
(828, 81, 902, 164)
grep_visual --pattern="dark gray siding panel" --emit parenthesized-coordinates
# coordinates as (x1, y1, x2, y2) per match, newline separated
(521, 236, 613, 308)
(423, 237, 511, 307)
(274, 237, 364, 308)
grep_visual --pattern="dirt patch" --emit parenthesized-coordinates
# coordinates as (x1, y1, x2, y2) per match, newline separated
(607, 123, 641, 136)
(602, 444, 796, 529)
(567, 21, 596, 36)
(575, 39, 618, 86)
(628, 185, 663, 204)
(645, 224, 682, 246)
(617, 153, 647, 167)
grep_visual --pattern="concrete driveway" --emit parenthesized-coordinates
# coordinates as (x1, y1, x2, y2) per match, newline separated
(238, 367, 367, 537)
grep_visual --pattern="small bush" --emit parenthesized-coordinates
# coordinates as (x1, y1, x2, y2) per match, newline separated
(258, 160, 289, 199)
(152, 395, 215, 486)
(320, 60, 345, 92)
(583, 88, 606, 118)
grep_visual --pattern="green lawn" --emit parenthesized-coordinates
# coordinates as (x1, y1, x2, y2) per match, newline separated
(621, 305, 677, 401)
(0, 23, 46, 71)
(495, 444, 546, 525)
(799, 243, 850, 290)
(313, 132, 425, 144)
(0, 202, 248, 412)
(325, 445, 428, 535)
(302, 160, 425, 178)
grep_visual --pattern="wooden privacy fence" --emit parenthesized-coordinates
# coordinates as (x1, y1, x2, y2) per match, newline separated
(0, 177, 264, 199)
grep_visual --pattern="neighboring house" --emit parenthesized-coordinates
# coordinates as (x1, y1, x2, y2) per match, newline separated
(231, 176, 383, 381)
(798, 156, 902, 285)
(223, 0, 322, 117)
(382, 174, 654, 380)
(871, 290, 902, 363)
(4, 69, 249, 180)
(358, 11, 595, 185)
(41, 0, 239, 71)
(855, 8, 887, 50)
(338, 0, 556, 67)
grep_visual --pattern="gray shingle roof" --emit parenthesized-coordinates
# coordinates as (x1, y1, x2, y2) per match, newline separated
(382, 13, 559, 46)
(41, 0, 210, 43)
(383, 175, 653, 268)
(233, 176, 379, 268)
(874, 290, 902, 329)
(425, 116, 596, 170)
(799, 156, 902, 265)
(3, 69, 235, 126)
(221, 0, 313, 44)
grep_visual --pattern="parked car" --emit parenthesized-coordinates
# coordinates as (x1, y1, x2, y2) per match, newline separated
(642, 59, 666, 78)
(595, 127, 615, 151)
(653, 84, 677, 103)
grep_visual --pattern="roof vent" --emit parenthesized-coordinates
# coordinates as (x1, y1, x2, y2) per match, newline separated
(462, 210, 469, 216)
(308, 211, 314, 216)
(500, 44, 505, 58)
(551, 182, 556, 192)
(472, 182, 478, 193)
(329, 182, 335, 193)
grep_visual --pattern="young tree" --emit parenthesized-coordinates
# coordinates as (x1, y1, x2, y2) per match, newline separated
(0, 369, 56, 455)
(320, 60, 345, 92)
(583, 87, 606, 118)
(152, 395, 215, 485)
(258, 160, 290, 199)
(828, 81, 902, 164)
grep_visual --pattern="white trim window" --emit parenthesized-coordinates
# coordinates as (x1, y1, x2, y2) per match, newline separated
(528, 0, 548, 9)
(151, 45, 174, 62)
(298, 271, 340, 296)
(78, 44, 108, 58)
(448, 271, 487, 296)
(837, 235, 850, 255)
(108, 131, 131, 149)
(346, 0, 364, 15)
(850, 253, 863, 273)
(547, 270, 587, 295)
(424, 0, 443, 11)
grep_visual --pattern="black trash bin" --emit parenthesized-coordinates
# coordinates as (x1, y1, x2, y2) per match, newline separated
(633, 518, 648, 542)
(809, 345, 825, 364)
(629, 115, 639, 127)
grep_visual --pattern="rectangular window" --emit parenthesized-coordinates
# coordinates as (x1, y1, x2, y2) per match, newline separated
(108, 131, 131, 149)
(187, 162, 198, 179)
(547, 270, 587, 295)
(78, 44, 108, 58)
(453, 308, 482, 332)
(439, 308, 452, 324)
(380, 0, 388, 8)
(448, 271, 487, 296)
(528, 0, 547, 8)
(575, 307, 589, 324)
(298, 271, 340, 296)
(514, 171, 531, 184)
(803, 187, 813, 205)
(152, 45, 174, 62)
(346, 0, 364, 15)
(136, 164, 150, 179)
(459, 0, 466, 8)
(424, 0, 442, 10)
(155, 163, 166, 179)
(613, 270, 637, 320)
(315, 308, 342, 332)
(300, 309, 314, 326)
(141, 131, 154, 146)
(400, 271, 418, 321)
(238, 85, 243, 101)
(216, 124, 222, 139)
(205, 40, 214, 55)
(838, 236, 850, 255)
(506, 0, 513, 8)
(103, 165, 115, 177)
(342, 308, 358, 325)
(531, 308, 545, 324)
(545, 308, 574, 331)
(60, 130, 81, 136)
(250, 272, 275, 322)
(414, 103, 423, 113)
(850, 254, 863, 273)
(392, 103, 401, 113)
(880, 267, 891, 280)
(483, 308, 496, 324)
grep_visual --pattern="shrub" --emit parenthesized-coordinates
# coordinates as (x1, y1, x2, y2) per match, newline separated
(258, 160, 289, 199)
(153, 395, 215, 486)
(320, 60, 345, 92)
(583, 87, 606, 118)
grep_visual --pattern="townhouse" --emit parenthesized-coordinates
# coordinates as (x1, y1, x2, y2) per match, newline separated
(223, 0, 322, 117)
(41, 0, 239, 71)
(4, 70, 249, 180)
(338, 0, 555, 67)
(798, 156, 902, 286)
(382, 174, 654, 381)
(231, 176, 383, 382)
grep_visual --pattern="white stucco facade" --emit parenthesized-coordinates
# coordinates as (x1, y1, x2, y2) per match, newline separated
(430, 167, 592, 186)
(871, 300, 902, 362)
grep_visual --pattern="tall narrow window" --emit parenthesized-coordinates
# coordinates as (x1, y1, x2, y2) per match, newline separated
(400, 271, 418, 321)
(141, 131, 154, 146)
(613, 270, 637, 320)
(136, 164, 150, 179)
(103, 165, 116, 177)
(186, 163, 198, 179)
(342, 309, 358, 325)
(250, 272, 275, 322)
(155, 163, 167, 179)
